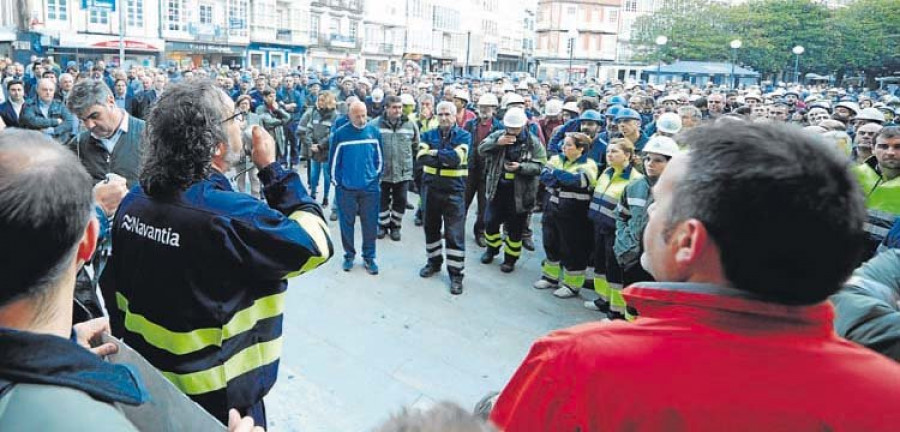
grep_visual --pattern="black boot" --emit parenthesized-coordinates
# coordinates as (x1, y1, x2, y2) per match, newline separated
(419, 261, 441, 278)
(390, 227, 401, 241)
(377, 226, 387, 239)
(522, 237, 535, 252)
(414, 211, 423, 226)
(450, 274, 464, 295)
(500, 256, 516, 273)
(480, 247, 498, 264)
(475, 233, 487, 248)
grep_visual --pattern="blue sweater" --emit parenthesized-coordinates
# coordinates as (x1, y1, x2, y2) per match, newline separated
(329, 122, 384, 191)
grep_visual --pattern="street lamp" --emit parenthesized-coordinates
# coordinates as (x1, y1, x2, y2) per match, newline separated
(567, 28, 579, 84)
(655, 35, 668, 84)
(729, 39, 742, 89)
(792, 45, 804, 85)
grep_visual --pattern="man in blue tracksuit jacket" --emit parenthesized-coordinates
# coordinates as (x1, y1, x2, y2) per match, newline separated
(100, 80, 333, 427)
(330, 100, 384, 274)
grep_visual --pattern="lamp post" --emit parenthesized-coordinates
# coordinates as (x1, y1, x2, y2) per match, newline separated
(655, 35, 668, 84)
(792, 45, 804, 85)
(567, 28, 579, 84)
(729, 39, 741, 89)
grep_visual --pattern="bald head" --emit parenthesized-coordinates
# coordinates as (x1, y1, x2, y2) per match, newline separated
(0, 130, 94, 308)
(349, 101, 368, 128)
(37, 78, 56, 103)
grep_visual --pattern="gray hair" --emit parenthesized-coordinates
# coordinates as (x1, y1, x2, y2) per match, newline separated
(436, 100, 457, 116)
(678, 105, 702, 120)
(418, 93, 435, 105)
(876, 125, 900, 142)
(67, 79, 113, 117)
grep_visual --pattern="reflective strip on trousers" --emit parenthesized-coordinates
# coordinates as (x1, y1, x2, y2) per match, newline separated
(562, 270, 585, 290)
(504, 172, 516, 180)
(593, 276, 610, 301)
(504, 237, 522, 258)
(484, 231, 503, 248)
(161, 337, 283, 396)
(542, 260, 560, 282)
(609, 282, 627, 313)
(115, 292, 285, 356)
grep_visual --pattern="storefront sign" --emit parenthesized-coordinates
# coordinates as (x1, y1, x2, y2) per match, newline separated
(92, 40, 159, 51)
(166, 41, 245, 54)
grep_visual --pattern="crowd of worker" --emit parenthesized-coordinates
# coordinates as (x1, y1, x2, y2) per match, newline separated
(1, 54, 899, 431)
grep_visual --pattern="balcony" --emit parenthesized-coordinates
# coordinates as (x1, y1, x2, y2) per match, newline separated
(189, 23, 228, 44)
(276, 29, 293, 43)
(313, 33, 361, 49)
(310, 0, 363, 13)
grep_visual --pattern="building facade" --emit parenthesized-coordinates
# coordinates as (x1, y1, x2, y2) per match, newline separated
(306, 0, 363, 73)
(534, 0, 619, 82)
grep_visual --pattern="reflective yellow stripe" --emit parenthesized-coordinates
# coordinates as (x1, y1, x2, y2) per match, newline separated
(504, 172, 516, 180)
(161, 337, 283, 395)
(423, 166, 468, 177)
(116, 292, 285, 355)
(455, 145, 469, 165)
(542, 260, 560, 280)
(283, 211, 332, 278)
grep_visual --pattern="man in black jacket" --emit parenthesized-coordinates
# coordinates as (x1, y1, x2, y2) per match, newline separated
(66, 79, 144, 189)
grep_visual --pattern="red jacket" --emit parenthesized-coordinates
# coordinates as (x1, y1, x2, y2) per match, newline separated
(491, 283, 900, 431)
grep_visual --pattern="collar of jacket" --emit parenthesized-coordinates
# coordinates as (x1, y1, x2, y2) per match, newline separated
(624, 282, 835, 337)
(0, 327, 148, 405)
(862, 154, 882, 175)
(208, 170, 234, 191)
(603, 164, 635, 180)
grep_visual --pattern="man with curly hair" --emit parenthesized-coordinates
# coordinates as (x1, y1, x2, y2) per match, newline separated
(100, 79, 333, 427)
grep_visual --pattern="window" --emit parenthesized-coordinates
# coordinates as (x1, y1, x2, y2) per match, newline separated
(168, 0, 184, 31)
(90, 8, 110, 25)
(47, 0, 67, 21)
(625, 0, 637, 12)
(127, 0, 144, 27)
(310, 14, 320, 40)
(608, 9, 618, 23)
(348, 21, 357, 41)
(199, 4, 213, 24)
(567, 6, 576, 15)
(582, 34, 589, 50)
(329, 17, 339, 35)
(228, 0, 248, 37)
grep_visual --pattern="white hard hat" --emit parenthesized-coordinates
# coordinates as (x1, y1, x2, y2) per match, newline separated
(372, 88, 384, 103)
(400, 93, 416, 106)
(643, 136, 680, 158)
(835, 101, 860, 114)
(502, 83, 515, 92)
(544, 99, 563, 116)
(454, 89, 471, 102)
(656, 112, 683, 134)
(503, 108, 528, 128)
(855, 107, 885, 123)
(477, 93, 499, 107)
(562, 101, 580, 114)
(358, 77, 371, 87)
(502, 93, 525, 108)
(516, 81, 529, 90)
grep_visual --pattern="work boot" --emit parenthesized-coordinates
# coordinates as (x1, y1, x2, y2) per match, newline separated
(522, 237, 535, 252)
(414, 212, 423, 226)
(329, 211, 338, 222)
(500, 257, 516, 273)
(584, 299, 611, 313)
(377, 226, 387, 239)
(390, 228, 401, 241)
(475, 233, 487, 248)
(406, 202, 415, 210)
(450, 275, 464, 295)
(552, 285, 578, 299)
(364, 259, 379, 275)
(480, 247, 498, 264)
(342, 257, 354, 272)
(607, 310, 627, 321)
(322, 197, 329, 208)
(533, 279, 557, 290)
(419, 262, 440, 278)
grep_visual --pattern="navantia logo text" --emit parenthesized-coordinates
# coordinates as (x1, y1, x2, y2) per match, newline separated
(121, 214, 181, 247)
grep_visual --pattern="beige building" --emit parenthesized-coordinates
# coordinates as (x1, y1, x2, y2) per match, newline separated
(534, 0, 619, 82)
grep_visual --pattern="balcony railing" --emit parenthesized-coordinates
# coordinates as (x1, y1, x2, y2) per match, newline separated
(189, 23, 228, 43)
(313, 33, 361, 49)
(276, 29, 293, 43)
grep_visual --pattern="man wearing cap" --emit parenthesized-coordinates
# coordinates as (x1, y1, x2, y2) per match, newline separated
(617, 108, 649, 152)
(465, 93, 504, 248)
(454, 89, 476, 128)
(478, 107, 546, 272)
(417, 101, 472, 294)
(247, 76, 267, 111)
(366, 88, 386, 119)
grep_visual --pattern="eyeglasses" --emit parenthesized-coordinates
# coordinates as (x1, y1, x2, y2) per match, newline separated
(221, 110, 246, 124)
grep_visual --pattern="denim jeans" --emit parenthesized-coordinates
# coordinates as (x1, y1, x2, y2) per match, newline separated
(309, 160, 331, 201)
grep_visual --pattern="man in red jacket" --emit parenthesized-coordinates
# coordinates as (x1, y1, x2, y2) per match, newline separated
(490, 122, 900, 431)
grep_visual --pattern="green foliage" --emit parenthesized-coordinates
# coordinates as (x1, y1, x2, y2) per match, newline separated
(630, 0, 898, 80)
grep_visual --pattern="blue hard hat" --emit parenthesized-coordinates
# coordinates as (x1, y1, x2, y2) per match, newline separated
(578, 109, 603, 123)
(605, 104, 624, 118)
(307, 78, 321, 87)
(609, 95, 627, 106)
(615, 108, 642, 123)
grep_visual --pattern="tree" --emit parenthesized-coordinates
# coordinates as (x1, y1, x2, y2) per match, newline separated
(632, 0, 733, 64)
(831, 0, 900, 87)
